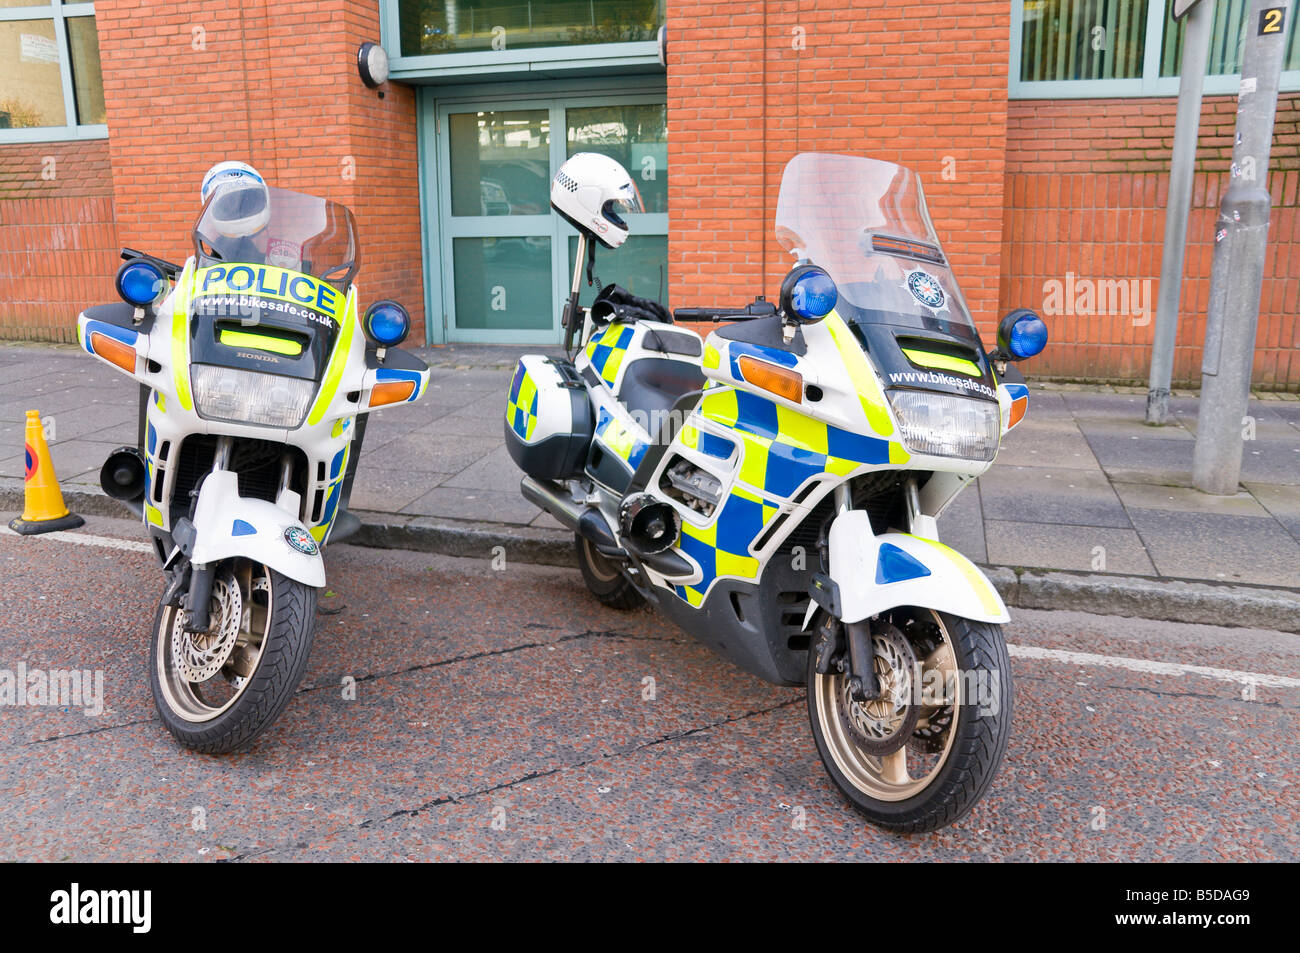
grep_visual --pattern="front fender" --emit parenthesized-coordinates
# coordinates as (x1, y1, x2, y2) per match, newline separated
(827, 510, 1008, 624)
(189, 471, 325, 588)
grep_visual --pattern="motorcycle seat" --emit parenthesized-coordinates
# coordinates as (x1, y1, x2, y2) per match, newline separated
(616, 358, 705, 426)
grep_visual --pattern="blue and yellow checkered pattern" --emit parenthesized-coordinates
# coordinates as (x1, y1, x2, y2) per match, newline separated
(674, 485, 780, 607)
(506, 362, 539, 441)
(595, 406, 648, 469)
(585, 323, 635, 388)
(698, 387, 900, 499)
(669, 387, 909, 607)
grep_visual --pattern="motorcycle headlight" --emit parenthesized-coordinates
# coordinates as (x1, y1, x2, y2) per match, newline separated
(192, 365, 316, 429)
(887, 390, 1000, 462)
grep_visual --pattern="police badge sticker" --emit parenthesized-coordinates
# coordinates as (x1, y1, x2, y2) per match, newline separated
(906, 270, 946, 310)
(284, 525, 319, 555)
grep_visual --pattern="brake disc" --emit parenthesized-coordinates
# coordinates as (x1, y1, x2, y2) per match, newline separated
(838, 622, 920, 756)
(171, 572, 243, 683)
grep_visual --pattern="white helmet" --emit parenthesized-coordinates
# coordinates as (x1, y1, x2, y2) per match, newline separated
(200, 160, 264, 205)
(200, 161, 270, 239)
(551, 152, 644, 249)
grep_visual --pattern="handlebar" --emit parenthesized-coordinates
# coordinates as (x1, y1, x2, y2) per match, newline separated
(121, 247, 183, 279)
(672, 297, 777, 323)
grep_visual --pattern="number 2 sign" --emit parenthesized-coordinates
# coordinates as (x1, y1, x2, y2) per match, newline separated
(1259, 7, 1286, 35)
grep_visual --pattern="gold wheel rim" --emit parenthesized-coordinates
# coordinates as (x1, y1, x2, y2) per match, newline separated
(813, 611, 960, 802)
(156, 560, 272, 723)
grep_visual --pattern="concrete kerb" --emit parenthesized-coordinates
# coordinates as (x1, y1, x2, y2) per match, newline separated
(4, 478, 1297, 634)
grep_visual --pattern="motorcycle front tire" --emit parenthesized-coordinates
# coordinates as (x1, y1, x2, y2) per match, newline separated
(806, 610, 1013, 834)
(149, 562, 316, 754)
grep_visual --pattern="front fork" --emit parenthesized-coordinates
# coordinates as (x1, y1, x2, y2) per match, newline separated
(812, 481, 888, 702)
(168, 436, 296, 633)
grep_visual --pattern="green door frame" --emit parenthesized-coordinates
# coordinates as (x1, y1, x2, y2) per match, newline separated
(418, 80, 667, 345)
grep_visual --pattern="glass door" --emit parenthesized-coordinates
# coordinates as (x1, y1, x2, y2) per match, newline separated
(436, 95, 668, 343)
(438, 106, 558, 343)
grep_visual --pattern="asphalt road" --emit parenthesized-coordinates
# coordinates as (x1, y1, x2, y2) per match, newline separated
(1, 515, 1296, 861)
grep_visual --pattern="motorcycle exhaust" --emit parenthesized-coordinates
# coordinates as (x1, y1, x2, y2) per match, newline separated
(520, 476, 581, 530)
(619, 493, 681, 556)
(521, 476, 624, 556)
(100, 446, 147, 502)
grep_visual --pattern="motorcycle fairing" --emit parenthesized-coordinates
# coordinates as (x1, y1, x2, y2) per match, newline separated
(78, 255, 425, 549)
(664, 383, 903, 607)
(698, 386, 898, 498)
(672, 479, 778, 606)
(846, 316, 1000, 405)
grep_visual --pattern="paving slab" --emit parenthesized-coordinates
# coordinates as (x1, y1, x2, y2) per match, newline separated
(399, 485, 549, 526)
(1113, 482, 1274, 518)
(1244, 482, 1300, 543)
(373, 432, 501, 476)
(983, 520, 1157, 575)
(441, 444, 526, 494)
(1266, 401, 1300, 432)
(1060, 392, 1154, 418)
(978, 465, 1130, 528)
(992, 422, 1101, 470)
(1125, 507, 1300, 588)
(934, 483, 986, 563)
(1089, 434, 1198, 476)
(348, 466, 446, 513)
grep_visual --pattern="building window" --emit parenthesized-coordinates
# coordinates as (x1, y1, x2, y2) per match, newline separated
(397, 0, 662, 57)
(0, 2, 105, 139)
(1013, 0, 1300, 97)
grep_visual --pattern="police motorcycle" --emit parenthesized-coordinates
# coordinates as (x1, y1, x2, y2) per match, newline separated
(78, 162, 430, 753)
(505, 152, 1048, 832)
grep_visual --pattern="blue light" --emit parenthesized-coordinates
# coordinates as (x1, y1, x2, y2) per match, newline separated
(364, 301, 410, 347)
(790, 269, 837, 320)
(117, 261, 165, 306)
(1009, 313, 1048, 359)
(785, 269, 837, 321)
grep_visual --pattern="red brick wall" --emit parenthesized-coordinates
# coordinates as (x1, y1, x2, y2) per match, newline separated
(93, 0, 425, 343)
(666, 0, 1012, 348)
(1001, 94, 1300, 389)
(0, 140, 119, 343)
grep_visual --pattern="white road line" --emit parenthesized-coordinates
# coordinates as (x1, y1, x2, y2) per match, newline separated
(3, 526, 1298, 688)
(1008, 643, 1300, 689)
(0, 526, 152, 553)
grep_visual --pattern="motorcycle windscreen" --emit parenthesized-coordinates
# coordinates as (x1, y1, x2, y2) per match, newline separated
(193, 185, 361, 291)
(774, 153, 979, 345)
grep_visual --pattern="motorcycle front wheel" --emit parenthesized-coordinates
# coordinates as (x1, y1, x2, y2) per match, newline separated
(149, 558, 316, 754)
(807, 609, 1013, 833)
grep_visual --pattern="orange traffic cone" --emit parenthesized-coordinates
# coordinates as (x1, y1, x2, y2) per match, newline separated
(8, 410, 84, 535)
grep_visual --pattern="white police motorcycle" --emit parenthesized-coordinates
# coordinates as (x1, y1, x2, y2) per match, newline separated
(79, 163, 429, 752)
(506, 152, 1047, 831)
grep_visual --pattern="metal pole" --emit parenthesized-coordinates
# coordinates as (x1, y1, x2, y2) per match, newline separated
(1192, 0, 1293, 495)
(1146, 0, 1214, 425)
